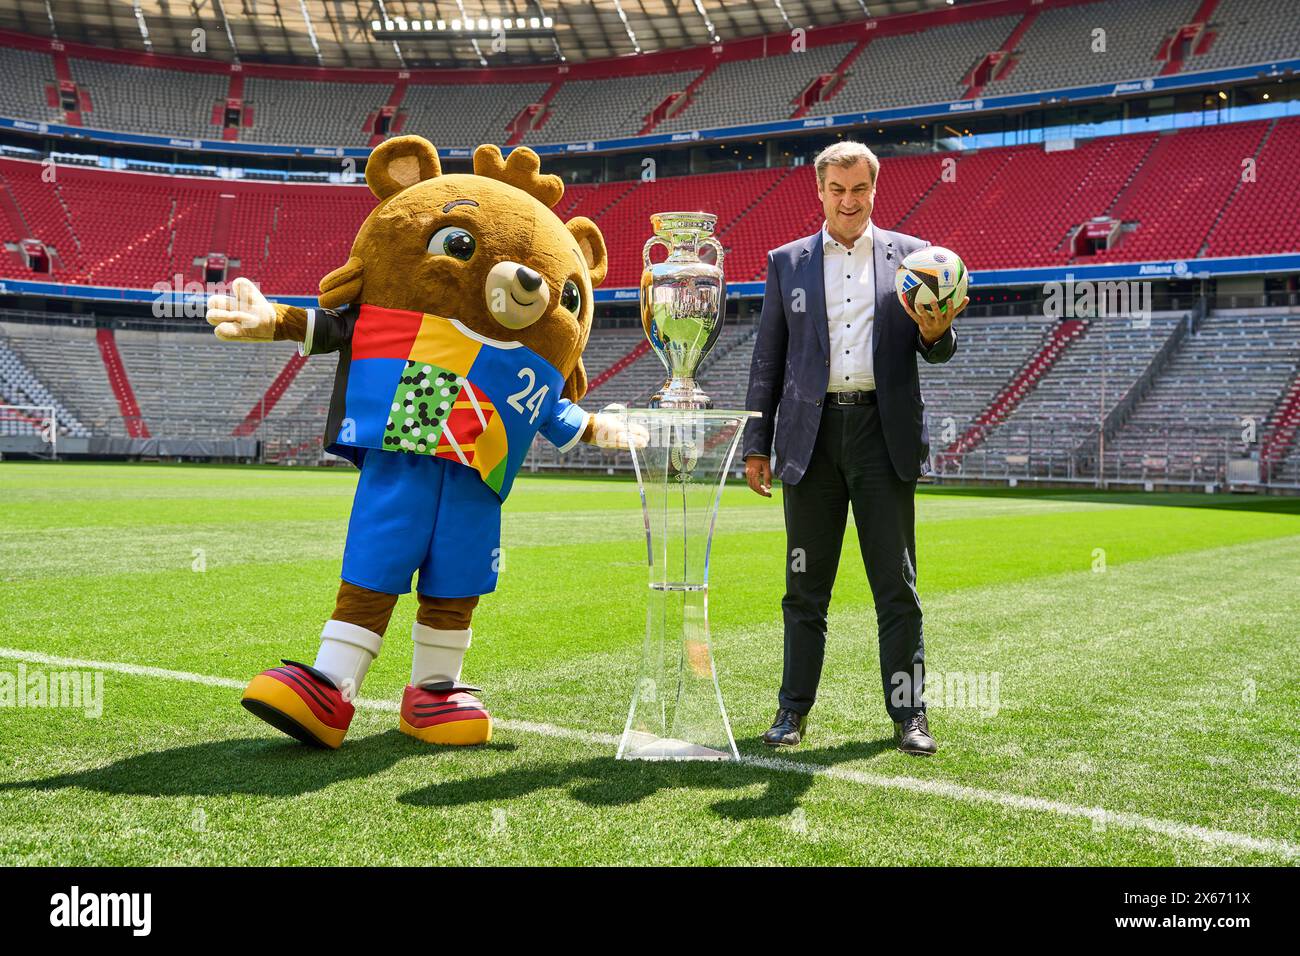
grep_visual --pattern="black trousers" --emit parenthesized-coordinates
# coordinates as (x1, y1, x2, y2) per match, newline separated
(779, 400, 925, 722)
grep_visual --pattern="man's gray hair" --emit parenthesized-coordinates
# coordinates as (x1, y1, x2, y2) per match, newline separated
(814, 141, 880, 187)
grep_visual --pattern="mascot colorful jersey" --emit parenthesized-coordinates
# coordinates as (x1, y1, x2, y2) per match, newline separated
(307, 303, 588, 500)
(204, 135, 638, 750)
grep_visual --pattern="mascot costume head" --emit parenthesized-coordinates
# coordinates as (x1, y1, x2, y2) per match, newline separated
(205, 136, 638, 748)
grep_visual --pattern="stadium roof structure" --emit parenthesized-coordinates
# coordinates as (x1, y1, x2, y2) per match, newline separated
(0, 0, 954, 68)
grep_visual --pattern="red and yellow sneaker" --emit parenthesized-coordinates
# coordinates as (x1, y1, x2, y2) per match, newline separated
(241, 660, 354, 749)
(399, 682, 492, 745)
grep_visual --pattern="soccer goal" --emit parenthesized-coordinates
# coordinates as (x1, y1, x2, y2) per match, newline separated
(0, 404, 59, 458)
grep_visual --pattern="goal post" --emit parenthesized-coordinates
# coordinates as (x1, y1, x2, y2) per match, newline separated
(0, 404, 58, 458)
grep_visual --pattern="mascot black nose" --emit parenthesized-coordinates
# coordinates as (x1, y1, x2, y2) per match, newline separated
(516, 266, 543, 292)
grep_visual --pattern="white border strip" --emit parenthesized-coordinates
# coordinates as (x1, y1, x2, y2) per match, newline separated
(0, 646, 1294, 861)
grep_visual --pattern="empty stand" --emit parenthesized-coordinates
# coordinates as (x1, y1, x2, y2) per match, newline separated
(983, 0, 1199, 95)
(920, 314, 1057, 441)
(1203, 117, 1300, 258)
(1185, 0, 1300, 71)
(808, 16, 1020, 114)
(1, 117, 1296, 297)
(0, 320, 119, 435)
(658, 44, 851, 132)
(69, 57, 224, 139)
(943, 318, 1088, 459)
(243, 77, 392, 147)
(0, 46, 61, 124)
(0, 0, 1295, 153)
(524, 72, 698, 145)
(0, 325, 89, 437)
(400, 81, 550, 147)
(114, 328, 301, 438)
(97, 328, 149, 438)
(1107, 310, 1300, 478)
(971, 314, 1186, 475)
(1092, 121, 1268, 262)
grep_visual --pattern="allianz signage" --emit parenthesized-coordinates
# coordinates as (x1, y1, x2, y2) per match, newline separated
(1113, 80, 1156, 95)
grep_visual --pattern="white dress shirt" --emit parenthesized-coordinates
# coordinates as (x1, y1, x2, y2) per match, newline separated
(822, 221, 876, 392)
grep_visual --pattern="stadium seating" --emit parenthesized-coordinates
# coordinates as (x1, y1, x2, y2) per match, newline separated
(983, 0, 1199, 95)
(0, 326, 89, 437)
(4, 302, 1298, 490)
(400, 81, 550, 148)
(0, 320, 113, 436)
(967, 313, 1186, 476)
(0, 0, 1296, 152)
(903, 134, 1160, 269)
(595, 166, 787, 288)
(70, 57, 225, 140)
(581, 327, 659, 404)
(1185, 0, 1300, 71)
(807, 15, 1021, 114)
(919, 315, 1058, 440)
(1203, 117, 1300, 258)
(524, 72, 697, 144)
(113, 328, 302, 438)
(657, 44, 853, 131)
(1106, 310, 1300, 479)
(243, 78, 391, 147)
(1, 115, 1295, 295)
(0, 47, 60, 124)
(1089, 121, 1269, 262)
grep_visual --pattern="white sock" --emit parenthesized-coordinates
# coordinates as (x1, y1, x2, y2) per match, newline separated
(411, 623, 472, 687)
(313, 619, 383, 698)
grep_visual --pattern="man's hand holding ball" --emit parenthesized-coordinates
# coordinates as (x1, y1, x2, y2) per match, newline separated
(895, 245, 969, 346)
(904, 295, 968, 346)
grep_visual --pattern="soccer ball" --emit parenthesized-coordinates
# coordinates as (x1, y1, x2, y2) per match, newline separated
(894, 246, 968, 313)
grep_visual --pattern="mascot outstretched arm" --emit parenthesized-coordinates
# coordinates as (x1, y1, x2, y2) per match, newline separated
(204, 136, 642, 749)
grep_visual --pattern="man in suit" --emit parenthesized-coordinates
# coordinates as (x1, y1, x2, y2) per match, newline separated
(742, 141, 965, 755)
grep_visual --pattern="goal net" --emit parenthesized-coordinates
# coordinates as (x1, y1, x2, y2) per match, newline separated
(0, 404, 58, 457)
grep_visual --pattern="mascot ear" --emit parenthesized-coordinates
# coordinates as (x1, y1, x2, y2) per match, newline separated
(567, 217, 607, 287)
(319, 256, 364, 309)
(365, 135, 442, 201)
(563, 357, 588, 403)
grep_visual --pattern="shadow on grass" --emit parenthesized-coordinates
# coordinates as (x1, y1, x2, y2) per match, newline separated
(0, 731, 516, 798)
(398, 736, 896, 820)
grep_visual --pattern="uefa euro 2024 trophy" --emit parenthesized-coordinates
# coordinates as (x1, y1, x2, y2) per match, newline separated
(616, 212, 759, 761)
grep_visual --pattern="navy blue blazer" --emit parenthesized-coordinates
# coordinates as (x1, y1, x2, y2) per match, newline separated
(742, 226, 958, 484)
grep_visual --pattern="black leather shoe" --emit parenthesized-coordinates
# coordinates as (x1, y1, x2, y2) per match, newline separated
(762, 708, 807, 747)
(894, 712, 938, 755)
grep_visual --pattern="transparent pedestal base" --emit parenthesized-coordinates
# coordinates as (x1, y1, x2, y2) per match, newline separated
(615, 408, 758, 762)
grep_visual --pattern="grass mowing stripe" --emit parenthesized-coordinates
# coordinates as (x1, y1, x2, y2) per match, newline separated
(2, 644, 1294, 861)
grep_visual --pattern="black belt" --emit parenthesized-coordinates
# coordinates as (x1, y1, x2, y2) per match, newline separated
(826, 389, 877, 405)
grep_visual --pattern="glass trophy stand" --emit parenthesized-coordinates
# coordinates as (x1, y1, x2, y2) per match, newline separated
(617, 407, 758, 761)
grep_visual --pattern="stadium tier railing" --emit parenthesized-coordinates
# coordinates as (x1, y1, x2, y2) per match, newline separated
(1087, 299, 1206, 457)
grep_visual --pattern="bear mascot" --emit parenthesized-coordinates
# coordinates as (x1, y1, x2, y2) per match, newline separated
(203, 135, 641, 749)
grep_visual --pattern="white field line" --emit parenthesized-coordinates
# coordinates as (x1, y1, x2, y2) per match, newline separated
(1, 645, 1295, 861)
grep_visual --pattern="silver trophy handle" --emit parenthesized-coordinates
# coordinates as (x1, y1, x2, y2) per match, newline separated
(643, 235, 672, 269)
(700, 237, 724, 272)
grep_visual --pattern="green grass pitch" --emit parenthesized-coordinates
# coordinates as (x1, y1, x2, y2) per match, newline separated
(0, 461, 1297, 865)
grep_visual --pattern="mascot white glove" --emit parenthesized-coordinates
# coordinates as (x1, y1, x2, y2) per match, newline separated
(590, 404, 649, 450)
(205, 276, 277, 342)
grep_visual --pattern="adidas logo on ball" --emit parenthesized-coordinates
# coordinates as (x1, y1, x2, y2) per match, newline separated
(894, 245, 969, 312)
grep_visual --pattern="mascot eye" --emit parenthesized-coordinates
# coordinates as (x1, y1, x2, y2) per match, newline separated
(429, 226, 476, 261)
(560, 279, 582, 314)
